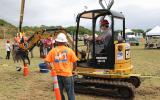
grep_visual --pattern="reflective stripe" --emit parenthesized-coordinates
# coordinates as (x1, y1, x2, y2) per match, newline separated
(53, 76, 59, 89)
(53, 76, 58, 81)
(40, 69, 48, 71)
(54, 83, 59, 89)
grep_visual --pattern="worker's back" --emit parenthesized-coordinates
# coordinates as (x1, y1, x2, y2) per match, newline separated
(46, 45, 78, 76)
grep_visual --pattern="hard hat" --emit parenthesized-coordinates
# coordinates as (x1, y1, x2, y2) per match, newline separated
(95, 34, 98, 38)
(100, 19, 109, 25)
(55, 33, 68, 42)
(7, 40, 10, 43)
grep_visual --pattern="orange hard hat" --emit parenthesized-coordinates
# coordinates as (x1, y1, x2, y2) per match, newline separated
(100, 20, 109, 25)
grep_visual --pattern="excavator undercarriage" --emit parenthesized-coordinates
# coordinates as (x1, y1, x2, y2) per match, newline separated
(73, 0, 141, 99)
(75, 77, 135, 99)
(74, 67, 140, 99)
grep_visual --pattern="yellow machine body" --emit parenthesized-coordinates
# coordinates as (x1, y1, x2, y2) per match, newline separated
(76, 42, 137, 79)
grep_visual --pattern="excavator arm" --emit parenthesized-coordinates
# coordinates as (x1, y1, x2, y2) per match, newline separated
(12, 27, 74, 65)
(14, 0, 85, 65)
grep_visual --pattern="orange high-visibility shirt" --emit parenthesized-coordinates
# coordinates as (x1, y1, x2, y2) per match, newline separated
(14, 36, 21, 43)
(45, 45, 78, 76)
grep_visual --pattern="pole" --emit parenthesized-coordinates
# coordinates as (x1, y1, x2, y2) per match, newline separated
(19, 0, 25, 32)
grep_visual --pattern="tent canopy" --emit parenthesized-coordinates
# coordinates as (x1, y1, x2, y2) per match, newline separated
(146, 26, 160, 36)
(125, 28, 133, 33)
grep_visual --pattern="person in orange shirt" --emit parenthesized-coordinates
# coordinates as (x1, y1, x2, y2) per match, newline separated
(45, 33, 78, 100)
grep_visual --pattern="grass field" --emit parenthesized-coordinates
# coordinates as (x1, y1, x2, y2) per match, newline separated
(0, 39, 160, 100)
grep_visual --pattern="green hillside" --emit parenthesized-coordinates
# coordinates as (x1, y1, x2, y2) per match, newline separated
(0, 19, 17, 39)
(0, 19, 16, 28)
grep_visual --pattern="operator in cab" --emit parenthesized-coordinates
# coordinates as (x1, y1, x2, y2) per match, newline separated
(87, 19, 112, 55)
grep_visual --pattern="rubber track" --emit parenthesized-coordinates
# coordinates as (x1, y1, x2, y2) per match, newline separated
(74, 78, 135, 99)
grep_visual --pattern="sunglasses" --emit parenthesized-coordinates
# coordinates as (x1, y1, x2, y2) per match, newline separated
(100, 25, 109, 28)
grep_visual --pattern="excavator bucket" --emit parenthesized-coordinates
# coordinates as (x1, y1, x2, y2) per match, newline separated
(12, 44, 30, 65)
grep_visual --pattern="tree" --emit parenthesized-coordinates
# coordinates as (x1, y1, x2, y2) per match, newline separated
(132, 29, 144, 33)
(66, 26, 92, 35)
(132, 29, 146, 38)
(146, 28, 152, 33)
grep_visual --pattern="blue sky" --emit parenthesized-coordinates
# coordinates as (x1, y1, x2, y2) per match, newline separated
(0, 0, 160, 30)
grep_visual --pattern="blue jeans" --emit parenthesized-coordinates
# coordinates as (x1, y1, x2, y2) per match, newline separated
(57, 76, 75, 100)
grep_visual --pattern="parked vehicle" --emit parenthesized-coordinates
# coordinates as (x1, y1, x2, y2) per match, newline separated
(145, 36, 160, 49)
(126, 38, 139, 46)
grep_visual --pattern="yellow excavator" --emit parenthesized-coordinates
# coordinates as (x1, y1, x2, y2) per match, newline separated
(74, 0, 141, 99)
(12, 28, 72, 65)
(13, 0, 141, 99)
(12, 0, 74, 65)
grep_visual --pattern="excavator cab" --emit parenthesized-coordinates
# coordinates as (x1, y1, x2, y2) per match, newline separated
(75, 9, 130, 73)
(74, 2, 141, 99)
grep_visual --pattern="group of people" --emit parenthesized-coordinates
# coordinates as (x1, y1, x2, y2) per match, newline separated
(4, 18, 112, 100)
(39, 37, 55, 58)
(5, 32, 28, 60)
(4, 32, 78, 100)
(44, 19, 113, 100)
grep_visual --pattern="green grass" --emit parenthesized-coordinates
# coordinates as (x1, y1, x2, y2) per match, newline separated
(0, 39, 160, 100)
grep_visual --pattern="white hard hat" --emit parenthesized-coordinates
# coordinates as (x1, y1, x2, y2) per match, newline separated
(55, 33, 68, 42)
(95, 34, 98, 38)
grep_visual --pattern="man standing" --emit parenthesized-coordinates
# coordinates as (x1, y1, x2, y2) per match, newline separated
(45, 33, 78, 100)
(5, 40, 11, 59)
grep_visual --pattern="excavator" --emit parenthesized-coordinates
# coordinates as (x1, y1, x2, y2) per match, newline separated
(12, 0, 74, 66)
(12, 0, 141, 99)
(73, 0, 141, 99)
(12, 28, 73, 65)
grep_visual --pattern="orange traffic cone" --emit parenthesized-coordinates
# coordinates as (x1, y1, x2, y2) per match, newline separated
(23, 64, 29, 76)
(51, 71, 61, 100)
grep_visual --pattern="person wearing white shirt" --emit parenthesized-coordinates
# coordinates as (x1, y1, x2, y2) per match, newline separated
(5, 40, 11, 59)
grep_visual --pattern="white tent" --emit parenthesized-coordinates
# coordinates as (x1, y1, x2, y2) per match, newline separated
(125, 28, 133, 33)
(146, 26, 160, 36)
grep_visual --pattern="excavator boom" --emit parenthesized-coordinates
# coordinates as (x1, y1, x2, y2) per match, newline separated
(12, 28, 74, 65)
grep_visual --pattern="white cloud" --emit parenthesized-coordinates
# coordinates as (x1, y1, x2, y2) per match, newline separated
(0, 0, 160, 30)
